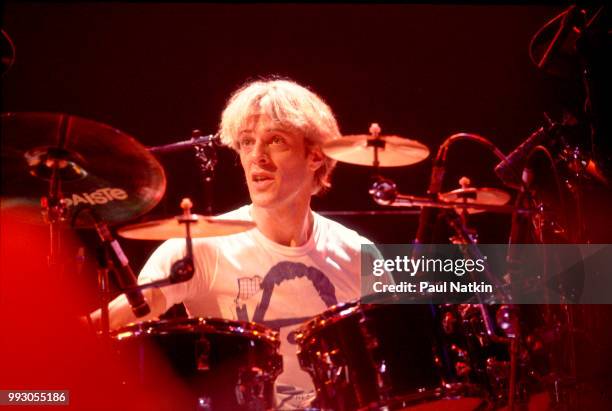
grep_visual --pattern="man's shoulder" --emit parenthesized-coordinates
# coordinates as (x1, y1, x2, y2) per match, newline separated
(313, 212, 373, 248)
(217, 204, 252, 221)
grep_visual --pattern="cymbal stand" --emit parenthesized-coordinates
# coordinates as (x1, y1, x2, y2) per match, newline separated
(171, 198, 196, 282)
(444, 210, 512, 305)
(40, 115, 72, 275)
(449, 176, 479, 244)
(365, 122, 388, 195)
(444, 211, 522, 410)
(518, 148, 580, 409)
(193, 130, 218, 216)
(41, 170, 67, 271)
(124, 199, 196, 293)
(148, 131, 220, 215)
(367, 123, 383, 169)
(71, 205, 119, 340)
(94, 244, 111, 340)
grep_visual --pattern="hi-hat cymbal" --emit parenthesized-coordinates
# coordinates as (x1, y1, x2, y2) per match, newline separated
(0, 112, 166, 227)
(322, 135, 430, 167)
(439, 187, 511, 214)
(117, 215, 255, 240)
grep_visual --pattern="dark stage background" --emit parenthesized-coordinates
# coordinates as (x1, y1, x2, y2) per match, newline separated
(1, 3, 591, 307)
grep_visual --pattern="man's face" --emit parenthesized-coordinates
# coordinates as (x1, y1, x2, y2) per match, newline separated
(237, 115, 320, 210)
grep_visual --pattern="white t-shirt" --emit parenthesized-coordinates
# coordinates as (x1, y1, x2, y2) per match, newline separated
(138, 204, 382, 408)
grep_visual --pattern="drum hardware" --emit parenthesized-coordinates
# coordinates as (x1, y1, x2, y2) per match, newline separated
(356, 308, 394, 405)
(442, 205, 529, 410)
(494, 114, 568, 193)
(70, 204, 152, 339)
(443, 209, 519, 411)
(440, 176, 510, 244)
(413, 132, 510, 247)
(235, 366, 273, 408)
(296, 302, 489, 411)
(94, 241, 112, 340)
(0, 112, 167, 228)
(363, 128, 596, 409)
(1, 111, 166, 288)
(559, 144, 608, 186)
(110, 318, 282, 411)
(147, 131, 220, 155)
(74, 199, 200, 338)
(148, 130, 221, 216)
(444, 212, 510, 304)
(322, 123, 430, 168)
(369, 177, 528, 215)
(366, 131, 529, 409)
(117, 210, 255, 240)
(501, 143, 595, 408)
(195, 335, 211, 371)
(439, 177, 512, 216)
(118, 198, 202, 291)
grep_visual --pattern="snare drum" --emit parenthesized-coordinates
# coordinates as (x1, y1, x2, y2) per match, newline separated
(296, 302, 486, 411)
(110, 317, 282, 411)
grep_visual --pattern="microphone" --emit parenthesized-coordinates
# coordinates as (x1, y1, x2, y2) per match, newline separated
(93, 219, 151, 318)
(494, 121, 560, 188)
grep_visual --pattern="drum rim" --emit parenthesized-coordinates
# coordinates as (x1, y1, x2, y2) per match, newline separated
(294, 299, 374, 342)
(110, 317, 280, 346)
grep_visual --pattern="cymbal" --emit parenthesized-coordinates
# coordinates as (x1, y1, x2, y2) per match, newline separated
(117, 215, 255, 240)
(0, 112, 166, 227)
(322, 135, 430, 167)
(439, 187, 511, 214)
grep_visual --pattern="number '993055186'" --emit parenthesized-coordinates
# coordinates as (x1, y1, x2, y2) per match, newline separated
(0, 390, 69, 405)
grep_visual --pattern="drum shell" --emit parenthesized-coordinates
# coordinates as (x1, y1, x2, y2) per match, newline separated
(110, 318, 282, 411)
(296, 303, 453, 410)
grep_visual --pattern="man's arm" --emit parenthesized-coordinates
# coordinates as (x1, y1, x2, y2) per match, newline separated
(88, 287, 168, 331)
(86, 237, 212, 331)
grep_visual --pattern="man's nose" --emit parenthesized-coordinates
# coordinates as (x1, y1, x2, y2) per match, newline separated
(251, 140, 269, 163)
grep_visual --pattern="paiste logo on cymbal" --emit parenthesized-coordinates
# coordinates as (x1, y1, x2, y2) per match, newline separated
(62, 188, 128, 207)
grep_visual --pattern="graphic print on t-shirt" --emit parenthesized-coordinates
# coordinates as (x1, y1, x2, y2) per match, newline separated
(235, 275, 262, 320)
(234, 261, 337, 332)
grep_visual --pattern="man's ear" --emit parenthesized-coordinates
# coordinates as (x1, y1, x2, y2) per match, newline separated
(308, 148, 325, 171)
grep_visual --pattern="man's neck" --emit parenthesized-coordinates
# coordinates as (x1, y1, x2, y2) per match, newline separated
(251, 202, 314, 247)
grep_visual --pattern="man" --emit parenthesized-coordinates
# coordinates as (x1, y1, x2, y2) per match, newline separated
(95, 78, 387, 408)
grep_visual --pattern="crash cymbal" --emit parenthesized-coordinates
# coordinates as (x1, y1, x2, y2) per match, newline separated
(322, 123, 429, 167)
(439, 187, 511, 214)
(0, 112, 166, 227)
(323, 135, 430, 167)
(117, 215, 255, 240)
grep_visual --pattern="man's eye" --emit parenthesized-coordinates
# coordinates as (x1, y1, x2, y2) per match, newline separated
(271, 136, 284, 145)
(240, 138, 255, 147)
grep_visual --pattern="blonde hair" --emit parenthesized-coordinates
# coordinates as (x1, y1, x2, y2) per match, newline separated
(219, 78, 341, 195)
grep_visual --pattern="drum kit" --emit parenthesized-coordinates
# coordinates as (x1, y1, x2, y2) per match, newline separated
(1, 108, 608, 411)
(1, 5, 610, 410)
